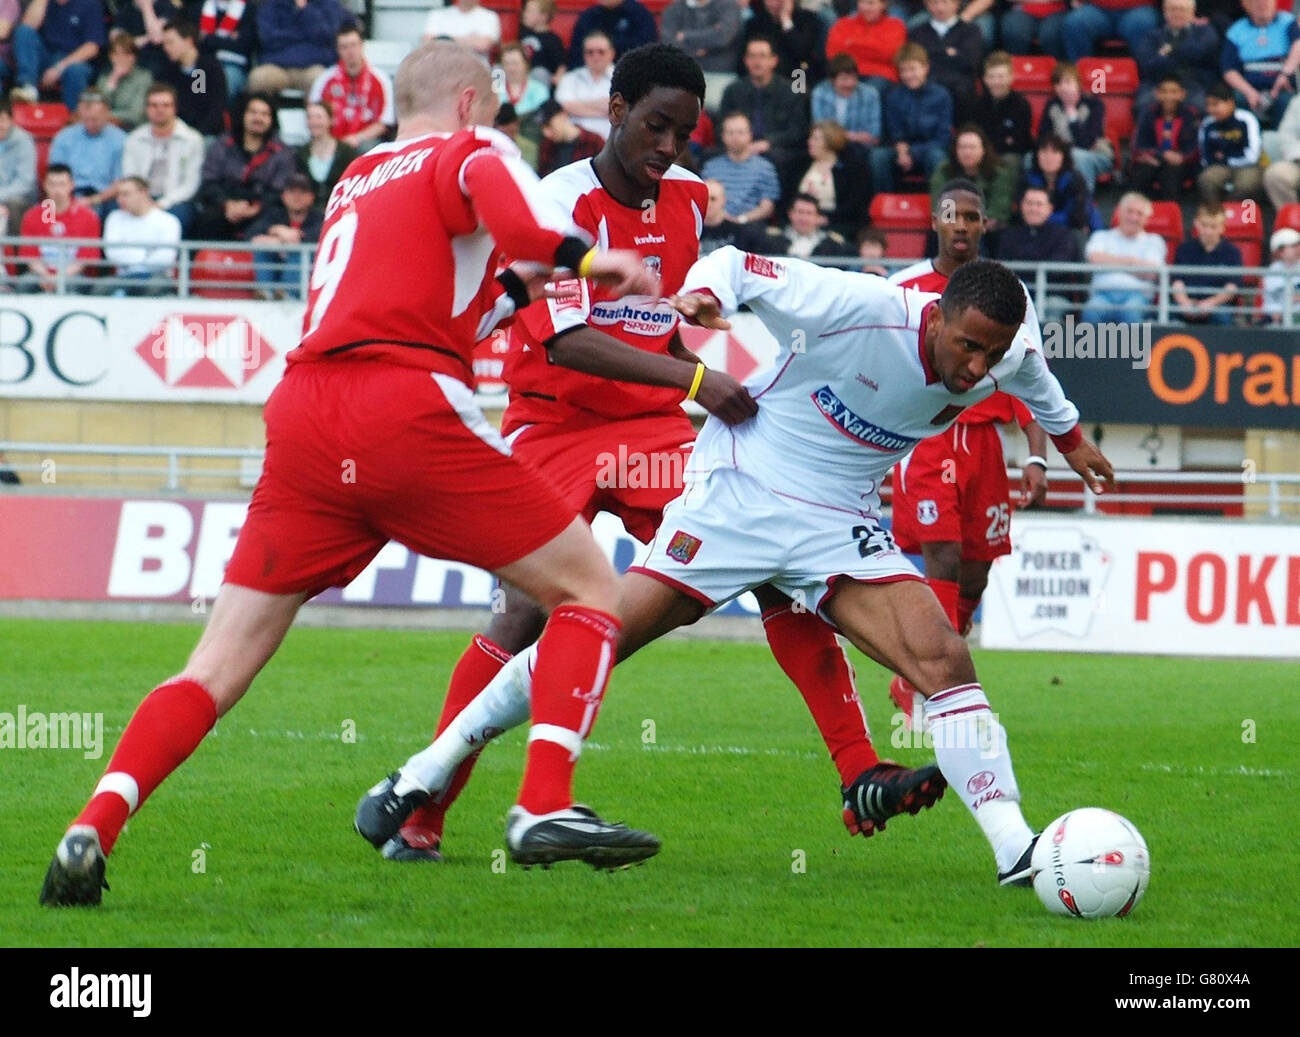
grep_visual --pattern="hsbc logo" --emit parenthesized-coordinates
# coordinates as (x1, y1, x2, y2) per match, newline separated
(135, 314, 278, 388)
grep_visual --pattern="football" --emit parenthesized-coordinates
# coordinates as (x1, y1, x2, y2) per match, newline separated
(1031, 808, 1150, 919)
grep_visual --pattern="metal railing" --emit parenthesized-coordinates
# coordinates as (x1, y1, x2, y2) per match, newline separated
(2, 237, 1294, 325)
(2, 442, 1298, 515)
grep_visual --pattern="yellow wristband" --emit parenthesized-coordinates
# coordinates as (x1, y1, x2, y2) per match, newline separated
(577, 247, 598, 278)
(686, 362, 706, 401)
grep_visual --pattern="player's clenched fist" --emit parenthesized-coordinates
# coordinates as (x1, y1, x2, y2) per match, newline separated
(669, 292, 731, 330)
(583, 250, 661, 298)
(694, 369, 758, 426)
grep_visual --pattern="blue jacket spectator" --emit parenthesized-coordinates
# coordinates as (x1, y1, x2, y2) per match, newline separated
(869, 44, 952, 191)
(248, 0, 353, 96)
(11, 0, 107, 108)
(48, 90, 125, 205)
(1133, 0, 1220, 106)
(811, 54, 882, 146)
(1019, 133, 1103, 232)
(567, 0, 658, 67)
(1221, 0, 1300, 128)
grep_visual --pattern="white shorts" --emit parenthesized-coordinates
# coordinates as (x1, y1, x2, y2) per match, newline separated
(629, 466, 923, 622)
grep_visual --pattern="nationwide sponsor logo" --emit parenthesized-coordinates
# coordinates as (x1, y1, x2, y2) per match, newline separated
(666, 530, 702, 564)
(743, 253, 783, 279)
(810, 386, 919, 452)
(135, 314, 277, 388)
(917, 500, 939, 526)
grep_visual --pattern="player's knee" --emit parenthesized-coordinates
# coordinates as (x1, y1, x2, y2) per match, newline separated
(175, 661, 243, 717)
(535, 554, 620, 617)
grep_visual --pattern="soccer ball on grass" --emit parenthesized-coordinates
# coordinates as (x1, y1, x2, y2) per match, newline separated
(1030, 808, 1149, 919)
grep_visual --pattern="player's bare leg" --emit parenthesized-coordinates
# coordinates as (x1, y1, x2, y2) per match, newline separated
(889, 540, 963, 725)
(826, 578, 1038, 884)
(40, 585, 306, 906)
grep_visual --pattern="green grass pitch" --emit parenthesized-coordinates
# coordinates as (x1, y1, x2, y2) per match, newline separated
(1, 618, 1296, 947)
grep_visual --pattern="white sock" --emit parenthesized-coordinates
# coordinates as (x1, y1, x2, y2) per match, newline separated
(396, 642, 540, 795)
(923, 682, 1034, 874)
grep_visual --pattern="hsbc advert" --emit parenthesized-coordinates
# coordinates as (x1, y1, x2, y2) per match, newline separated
(0, 297, 297, 402)
(0, 498, 758, 617)
(981, 515, 1300, 658)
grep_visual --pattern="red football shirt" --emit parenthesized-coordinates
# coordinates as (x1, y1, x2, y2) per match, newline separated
(289, 127, 577, 385)
(888, 259, 1033, 428)
(18, 202, 101, 268)
(502, 160, 709, 433)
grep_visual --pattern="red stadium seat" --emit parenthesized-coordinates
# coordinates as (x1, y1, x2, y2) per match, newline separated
(1274, 203, 1300, 234)
(1117, 200, 1183, 263)
(11, 101, 71, 138)
(1013, 56, 1056, 137)
(1221, 200, 1265, 268)
(869, 193, 930, 259)
(34, 139, 52, 183)
(192, 249, 257, 299)
(1077, 57, 1139, 98)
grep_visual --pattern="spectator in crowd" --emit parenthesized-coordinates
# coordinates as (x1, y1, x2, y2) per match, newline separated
(111, 0, 186, 77)
(295, 99, 355, 204)
(908, 0, 984, 121)
(100, 175, 181, 295)
(796, 119, 872, 233)
(96, 31, 152, 130)
(0, 0, 19, 96)
(1040, 60, 1113, 192)
(719, 34, 812, 195)
(1262, 226, 1300, 324)
(750, 191, 856, 257)
(11, 0, 106, 108)
(246, 172, 322, 299)
(519, 0, 567, 86)
(1000, 0, 1067, 59)
(248, 0, 352, 97)
(1082, 190, 1166, 325)
(812, 53, 881, 147)
(566, 0, 657, 67)
(198, 0, 257, 101)
(743, 0, 827, 82)
(422, 0, 501, 59)
(1198, 80, 1263, 202)
(701, 110, 782, 226)
(492, 100, 537, 169)
(1130, 73, 1200, 199)
(555, 30, 615, 140)
(1222, 0, 1300, 130)
(194, 92, 294, 239)
(686, 107, 714, 166)
(1170, 202, 1240, 324)
(857, 225, 889, 275)
(1063, 0, 1161, 64)
(495, 42, 549, 124)
(49, 89, 124, 212)
(16, 163, 100, 291)
(698, 177, 754, 252)
(871, 43, 952, 191)
(930, 123, 1015, 229)
(970, 51, 1032, 169)
(1264, 91, 1300, 207)
(1021, 132, 1102, 231)
(158, 18, 228, 138)
(120, 82, 203, 231)
(308, 25, 395, 151)
(535, 98, 604, 177)
(996, 184, 1082, 320)
(662, 0, 743, 108)
(1134, 0, 1219, 112)
(0, 98, 37, 234)
(827, 0, 906, 89)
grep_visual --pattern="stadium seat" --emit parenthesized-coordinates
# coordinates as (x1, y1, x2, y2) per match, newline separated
(1077, 57, 1139, 98)
(1275, 203, 1300, 234)
(1012, 56, 1056, 136)
(11, 101, 70, 138)
(34, 138, 52, 183)
(1117, 200, 1183, 263)
(1221, 201, 1265, 268)
(192, 249, 257, 299)
(869, 193, 930, 259)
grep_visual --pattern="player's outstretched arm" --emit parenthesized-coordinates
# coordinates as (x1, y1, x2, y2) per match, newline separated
(1062, 438, 1116, 496)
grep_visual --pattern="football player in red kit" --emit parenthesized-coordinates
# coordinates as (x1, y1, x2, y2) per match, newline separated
(40, 42, 668, 906)
(365, 44, 920, 863)
(887, 180, 1050, 722)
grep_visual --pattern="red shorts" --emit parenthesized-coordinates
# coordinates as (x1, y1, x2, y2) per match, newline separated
(509, 410, 695, 544)
(225, 363, 577, 597)
(890, 422, 1013, 563)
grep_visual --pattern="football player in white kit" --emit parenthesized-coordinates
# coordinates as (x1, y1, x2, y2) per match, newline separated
(375, 250, 1116, 884)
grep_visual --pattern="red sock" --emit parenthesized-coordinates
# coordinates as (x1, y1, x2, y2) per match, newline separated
(928, 578, 961, 631)
(957, 595, 981, 636)
(517, 605, 620, 815)
(762, 604, 878, 785)
(73, 678, 217, 854)
(400, 634, 510, 846)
